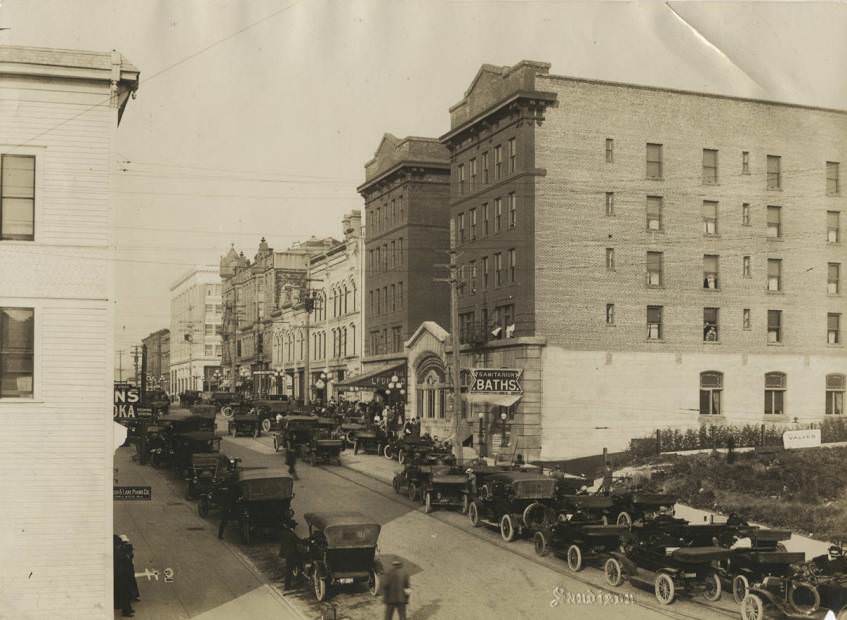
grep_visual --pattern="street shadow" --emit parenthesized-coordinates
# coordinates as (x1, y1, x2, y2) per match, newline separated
(410, 599, 443, 620)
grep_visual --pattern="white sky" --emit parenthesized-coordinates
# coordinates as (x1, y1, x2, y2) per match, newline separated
(1, 0, 845, 360)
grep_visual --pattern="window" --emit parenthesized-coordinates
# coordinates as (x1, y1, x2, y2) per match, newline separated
(605, 303, 615, 325)
(369, 290, 374, 314)
(767, 155, 781, 189)
(647, 196, 662, 230)
(828, 313, 841, 344)
(482, 152, 489, 184)
(215, 304, 222, 313)
(508, 138, 516, 173)
(0, 307, 34, 398)
(605, 192, 615, 216)
(392, 326, 402, 353)
(703, 308, 719, 342)
(646, 251, 663, 287)
(398, 195, 405, 223)
(767, 310, 782, 343)
(469, 260, 477, 293)
(509, 249, 516, 283)
(826, 374, 845, 415)
(398, 281, 403, 308)
(605, 138, 614, 163)
(742, 151, 750, 175)
(457, 213, 465, 242)
(703, 201, 718, 235)
(204, 324, 215, 336)
(700, 372, 722, 415)
(828, 211, 841, 243)
(494, 145, 503, 180)
(482, 203, 489, 236)
(764, 372, 786, 415)
(606, 248, 615, 272)
(767, 206, 782, 238)
(390, 240, 396, 267)
(743, 308, 751, 330)
(1, 155, 36, 240)
(458, 164, 465, 195)
(743, 255, 752, 278)
(742, 203, 751, 226)
(383, 244, 388, 271)
(827, 162, 840, 195)
(205, 304, 214, 314)
(494, 198, 502, 233)
(703, 149, 718, 184)
(481, 256, 489, 289)
(459, 311, 475, 344)
(469, 158, 477, 189)
(647, 306, 663, 340)
(646, 143, 663, 179)
(390, 284, 396, 312)
(508, 193, 517, 229)
(376, 288, 381, 314)
(397, 238, 403, 266)
(375, 207, 380, 233)
(829, 263, 840, 295)
(703, 255, 719, 289)
(767, 259, 782, 291)
(470, 208, 477, 240)
(495, 252, 503, 287)
(205, 344, 213, 357)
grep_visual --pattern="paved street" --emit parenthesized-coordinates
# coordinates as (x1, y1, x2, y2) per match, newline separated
(114, 412, 743, 620)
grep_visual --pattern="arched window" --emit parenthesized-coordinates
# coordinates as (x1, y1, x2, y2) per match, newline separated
(351, 282, 357, 313)
(350, 323, 356, 355)
(343, 284, 349, 315)
(765, 372, 786, 415)
(827, 374, 845, 415)
(699, 371, 722, 415)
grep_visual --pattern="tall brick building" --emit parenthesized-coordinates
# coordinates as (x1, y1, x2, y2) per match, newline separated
(410, 60, 846, 460)
(142, 328, 170, 391)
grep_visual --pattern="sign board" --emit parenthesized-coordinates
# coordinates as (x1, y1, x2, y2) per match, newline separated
(783, 429, 821, 450)
(469, 368, 523, 394)
(114, 383, 141, 419)
(114, 486, 152, 501)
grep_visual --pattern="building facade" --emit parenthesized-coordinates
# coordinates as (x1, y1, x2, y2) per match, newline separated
(0, 46, 138, 617)
(142, 328, 170, 391)
(169, 267, 222, 393)
(413, 60, 847, 461)
(270, 211, 366, 402)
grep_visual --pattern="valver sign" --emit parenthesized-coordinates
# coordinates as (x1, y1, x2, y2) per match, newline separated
(783, 429, 821, 450)
(469, 368, 523, 394)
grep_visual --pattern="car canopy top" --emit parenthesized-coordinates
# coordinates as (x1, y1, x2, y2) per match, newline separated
(284, 416, 319, 426)
(178, 431, 219, 442)
(486, 471, 557, 499)
(305, 512, 381, 548)
(238, 469, 294, 500)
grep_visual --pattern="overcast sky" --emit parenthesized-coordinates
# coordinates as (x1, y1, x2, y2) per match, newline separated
(2, 0, 845, 361)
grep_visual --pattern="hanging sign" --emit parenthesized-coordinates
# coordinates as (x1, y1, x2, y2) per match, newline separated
(469, 368, 523, 394)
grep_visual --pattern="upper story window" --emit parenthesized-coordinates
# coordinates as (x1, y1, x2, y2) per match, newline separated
(647, 305, 663, 340)
(605, 248, 615, 272)
(826, 374, 845, 415)
(494, 198, 502, 233)
(605, 138, 614, 163)
(494, 145, 503, 180)
(494, 252, 503, 287)
(646, 196, 662, 231)
(481, 152, 489, 184)
(458, 164, 466, 195)
(646, 251, 663, 287)
(470, 208, 477, 240)
(828, 211, 841, 243)
(457, 213, 465, 243)
(702, 149, 718, 184)
(509, 249, 516, 283)
(700, 371, 722, 414)
(767, 155, 781, 190)
(469, 158, 477, 189)
(508, 138, 516, 173)
(703, 255, 719, 289)
(767, 206, 782, 238)
(508, 193, 517, 229)
(703, 201, 718, 235)
(742, 203, 751, 226)
(0, 307, 34, 398)
(742, 151, 750, 175)
(646, 143, 663, 179)
(767, 310, 782, 343)
(767, 259, 782, 292)
(827, 161, 840, 195)
(828, 313, 841, 345)
(764, 371, 786, 414)
(482, 203, 489, 236)
(605, 192, 615, 217)
(1, 155, 36, 241)
(605, 303, 615, 325)
(828, 263, 840, 295)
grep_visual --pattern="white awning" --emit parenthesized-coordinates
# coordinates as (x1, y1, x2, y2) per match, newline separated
(465, 393, 522, 407)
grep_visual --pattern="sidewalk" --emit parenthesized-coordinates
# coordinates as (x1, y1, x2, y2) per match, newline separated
(113, 446, 303, 620)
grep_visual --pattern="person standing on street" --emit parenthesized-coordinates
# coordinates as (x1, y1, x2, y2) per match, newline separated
(381, 559, 411, 620)
(113, 535, 135, 617)
(217, 481, 241, 540)
(278, 525, 303, 591)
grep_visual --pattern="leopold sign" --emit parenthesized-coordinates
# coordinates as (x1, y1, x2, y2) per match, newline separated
(469, 368, 523, 394)
(114, 383, 140, 419)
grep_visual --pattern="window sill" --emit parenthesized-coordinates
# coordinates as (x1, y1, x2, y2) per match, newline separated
(827, 343, 844, 348)
(767, 341, 784, 346)
(702, 287, 721, 292)
(703, 234, 721, 239)
(766, 289, 784, 295)
(702, 182, 720, 187)
(767, 188, 783, 192)
(827, 241, 842, 246)
(828, 293, 842, 298)
(699, 414, 726, 423)
(605, 323, 616, 328)
(645, 285, 665, 290)
(646, 338, 665, 344)
(703, 340, 721, 345)
(646, 177, 664, 182)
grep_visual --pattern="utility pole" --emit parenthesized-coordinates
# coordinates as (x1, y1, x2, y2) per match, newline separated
(116, 350, 124, 382)
(131, 345, 141, 385)
(304, 292, 311, 408)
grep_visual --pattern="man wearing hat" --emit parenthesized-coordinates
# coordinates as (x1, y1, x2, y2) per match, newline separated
(381, 559, 411, 620)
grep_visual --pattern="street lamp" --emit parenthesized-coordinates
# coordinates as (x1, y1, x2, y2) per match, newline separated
(478, 412, 487, 459)
(387, 374, 404, 416)
(500, 410, 509, 447)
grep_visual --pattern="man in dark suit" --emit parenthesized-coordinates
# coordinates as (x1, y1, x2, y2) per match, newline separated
(217, 482, 241, 540)
(381, 559, 410, 620)
(278, 526, 303, 591)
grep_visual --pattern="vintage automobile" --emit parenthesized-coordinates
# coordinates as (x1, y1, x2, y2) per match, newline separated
(135, 420, 166, 465)
(197, 457, 242, 518)
(466, 471, 560, 542)
(143, 389, 171, 416)
(420, 460, 465, 514)
(352, 429, 387, 456)
(228, 411, 261, 438)
(534, 519, 627, 572)
(185, 452, 231, 500)
(392, 454, 444, 502)
(300, 420, 344, 466)
(236, 469, 296, 544)
(604, 528, 732, 605)
(383, 435, 434, 464)
(273, 415, 319, 454)
(300, 512, 382, 602)
(603, 485, 678, 527)
(558, 493, 617, 524)
(158, 413, 215, 433)
(169, 430, 221, 476)
(252, 398, 293, 433)
(339, 421, 368, 448)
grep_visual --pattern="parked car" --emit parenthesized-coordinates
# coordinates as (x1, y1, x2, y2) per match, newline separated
(252, 398, 293, 433)
(235, 469, 296, 544)
(228, 412, 261, 438)
(300, 511, 382, 602)
(197, 456, 241, 518)
(301, 424, 344, 466)
(352, 429, 388, 456)
(273, 415, 319, 454)
(185, 452, 231, 500)
(383, 435, 435, 464)
(534, 520, 627, 572)
(143, 389, 171, 416)
(420, 459, 466, 514)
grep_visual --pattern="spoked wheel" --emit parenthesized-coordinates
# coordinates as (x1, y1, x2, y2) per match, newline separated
(239, 520, 251, 545)
(788, 581, 821, 615)
(702, 571, 722, 602)
(654, 572, 676, 605)
(353, 441, 359, 455)
(398, 450, 406, 464)
(345, 431, 355, 445)
(408, 483, 418, 502)
(775, 542, 788, 553)
(261, 418, 272, 433)
(424, 492, 433, 514)
(732, 574, 750, 604)
(273, 435, 280, 452)
(533, 532, 549, 557)
(383, 445, 394, 460)
(500, 514, 516, 542)
(312, 569, 328, 602)
(185, 484, 194, 500)
(468, 501, 480, 527)
(367, 569, 381, 596)
(740, 593, 765, 620)
(604, 558, 624, 587)
(616, 511, 632, 528)
(222, 406, 234, 419)
(566, 544, 584, 572)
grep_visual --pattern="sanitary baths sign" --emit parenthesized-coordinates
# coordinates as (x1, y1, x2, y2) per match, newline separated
(469, 368, 523, 394)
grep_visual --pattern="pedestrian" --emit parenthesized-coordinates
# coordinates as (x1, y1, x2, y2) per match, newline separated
(285, 441, 299, 480)
(217, 481, 241, 540)
(381, 559, 411, 620)
(278, 525, 303, 591)
(120, 535, 140, 603)
(113, 535, 135, 617)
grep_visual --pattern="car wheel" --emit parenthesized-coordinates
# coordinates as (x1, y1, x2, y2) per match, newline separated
(468, 501, 480, 527)
(185, 484, 194, 501)
(500, 514, 516, 542)
(273, 435, 280, 452)
(345, 431, 355, 445)
(616, 511, 632, 528)
(566, 544, 584, 572)
(261, 418, 272, 433)
(383, 445, 394, 460)
(424, 492, 433, 514)
(740, 593, 765, 620)
(533, 532, 549, 557)
(702, 570, 722, 602)
(198, 496, 210, 518)
(732, 574, 750, 604)
(368, 569, 381, 596)
(408, 483, 418, 502)
(398, 450, 406, 464)
(239, 520, 251, 545)
(353, 441, 359, 455)
(222, 406, 234, 419)
(654, 572, 675, 605)
(788, 581, 820, 615)
(604, 558, 624, 587)
(313, 569, 328, 602)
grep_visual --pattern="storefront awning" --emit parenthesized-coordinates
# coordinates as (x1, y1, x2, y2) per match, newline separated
(334, 362, 406, 390)
(465, 393, 522, 407)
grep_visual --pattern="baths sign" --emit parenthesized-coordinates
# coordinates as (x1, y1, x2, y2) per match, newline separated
(469, 368, 523, 394)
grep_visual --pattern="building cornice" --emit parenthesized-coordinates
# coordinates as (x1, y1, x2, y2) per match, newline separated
(440, 91, 557, 146)
(357, 160, 451, 196)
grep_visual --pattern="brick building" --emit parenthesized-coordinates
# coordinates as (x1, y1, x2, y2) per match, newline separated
(409, 60, 846, 461)
(353, 134, 451, 391)
(142, 328, 170, 391)
(0, 46, 139, 617)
